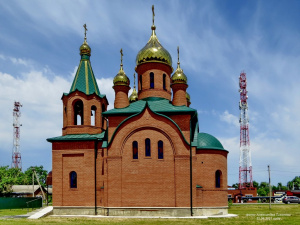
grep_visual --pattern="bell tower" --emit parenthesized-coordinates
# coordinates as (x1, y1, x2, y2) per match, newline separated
(62, 24, 108, 135)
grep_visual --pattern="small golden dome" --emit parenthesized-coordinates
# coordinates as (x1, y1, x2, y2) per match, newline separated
(136, 6, 172, 68)
(186, 92, 191, 102)
(113, 68, 130, 86)
(113, 49, 130, 86)
(171, 47, 187, 84)
(80, 39, 91, 56)
(129, 88, 138, 102)
(171, 66, 187, 84)
(129, 73, 138, 102)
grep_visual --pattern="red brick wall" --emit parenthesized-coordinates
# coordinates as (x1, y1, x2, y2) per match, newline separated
(135, 62, 172, 100)
(113, 85, 130, 108)
(172, 83, 188, 106)
(194, 149, 228, 206)
(52, 142, 98, 207)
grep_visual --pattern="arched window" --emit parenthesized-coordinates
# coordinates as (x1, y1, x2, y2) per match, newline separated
(74, 100, 83, 125)
(139, 74, 143, 90)
(145, 138, 151, 157)
(133, 141, 138, 159)
(215, 170, 222, 188)
(70, 171, 77, 188)
(150, 72, 154, 89)
(102, 104, 106, 129)
(91, 105, 96, 126)
(158, 140, 163, 159)
(163, 74, 166, 90)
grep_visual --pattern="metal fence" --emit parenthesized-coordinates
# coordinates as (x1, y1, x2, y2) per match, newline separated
(0, 197, 42, 209)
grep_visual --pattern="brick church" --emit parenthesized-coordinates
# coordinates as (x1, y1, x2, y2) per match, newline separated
(47, 7, 229, 217)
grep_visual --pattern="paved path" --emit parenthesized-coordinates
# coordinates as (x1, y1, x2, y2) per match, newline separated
(28, 206, 53, 219)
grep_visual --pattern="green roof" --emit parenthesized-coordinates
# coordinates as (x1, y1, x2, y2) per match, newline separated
(103, 97, 196, 116)
(196, 132, 227, 151)
(68, 55, 102, 96)
(47, 132, 105, 142)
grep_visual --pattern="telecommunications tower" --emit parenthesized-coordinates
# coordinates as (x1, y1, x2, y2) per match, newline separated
(12, 101, 22, 170)
(238, 72, 253, 189)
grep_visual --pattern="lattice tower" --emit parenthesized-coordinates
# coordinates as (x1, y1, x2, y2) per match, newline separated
(12, 101, 22, 170)
(238, 72, 253, 189)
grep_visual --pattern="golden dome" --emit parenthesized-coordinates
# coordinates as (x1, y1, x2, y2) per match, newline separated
(113, 49, 130, 86)
(129, 73, 138, 102)
(136, 6, 172, 68)
(129, 88, 138, 102)
(80, 39, 91, 56)
(186, 92, 191, 102)
(171, 47, 187, 84)
(113, 68, 130, 86)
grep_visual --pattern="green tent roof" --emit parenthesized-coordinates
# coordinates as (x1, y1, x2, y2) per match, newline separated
(68, 55, 102, 96)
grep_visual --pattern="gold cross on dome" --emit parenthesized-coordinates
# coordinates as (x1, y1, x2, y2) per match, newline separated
(152, 5, 155, 26)
(177, 46, 180, 63)
(120, 48, 123, 66)
(83, 24, 88, 39)
(133, 73, 136, 88)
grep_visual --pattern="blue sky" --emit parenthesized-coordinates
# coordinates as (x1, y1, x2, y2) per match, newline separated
(0, 0, 299, 187)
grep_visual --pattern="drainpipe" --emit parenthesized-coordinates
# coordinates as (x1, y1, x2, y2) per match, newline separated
(189, 116, 194, 216)
(94, 140, 98, 215)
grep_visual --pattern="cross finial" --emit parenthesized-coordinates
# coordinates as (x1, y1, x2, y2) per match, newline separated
(120, 48, 123, 68)
(133, 73, 136, 88)
(177, 46, 180, 66)
(83, 24, 88, 40)
(152, 5, 155, 26)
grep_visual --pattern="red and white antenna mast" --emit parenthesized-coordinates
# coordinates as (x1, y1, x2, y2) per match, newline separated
(12, 101, 22, 170)
(238, 72, 253, 189)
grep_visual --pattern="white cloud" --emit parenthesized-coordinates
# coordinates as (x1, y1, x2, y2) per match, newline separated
(220, 110, 239, 128)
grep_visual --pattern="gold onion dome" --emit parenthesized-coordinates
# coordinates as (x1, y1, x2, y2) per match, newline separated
(136, 5, 172, 67)
(113, 49, 130, 86)
(171, 47, 187, 84)
(186, 92, 191, 102)
(80, 24, 91, 56)
(129, 74, 138, 102)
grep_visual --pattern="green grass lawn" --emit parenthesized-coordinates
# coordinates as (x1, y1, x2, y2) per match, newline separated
(0, 208, 31, 217)
(0, 204, 299, 225)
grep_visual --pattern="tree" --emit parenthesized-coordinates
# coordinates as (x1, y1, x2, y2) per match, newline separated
(253, 180, 259, 188)
(287, 176, 300, 190)
(0, 165, 48, 195)
(24, 166, 48, 187)
(257, 182, 270, 196)
(232, 183, 239, 189)
(0, 166, 24, 195)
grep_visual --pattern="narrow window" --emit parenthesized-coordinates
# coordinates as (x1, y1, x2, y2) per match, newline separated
(215, 170, 221, 188)
(150, 72, 154, 89)
(70, 171, 77, 188)
(102, 104, 106, 129)
(158, 140, 163, 159)
(74, 100, 83, 125)
(139, 75, 143, 90)
(91, 105, 96, 126)
(133, 141, 138, 159)
(145, 138, 151, 157)
(163, 74, 166, 90)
